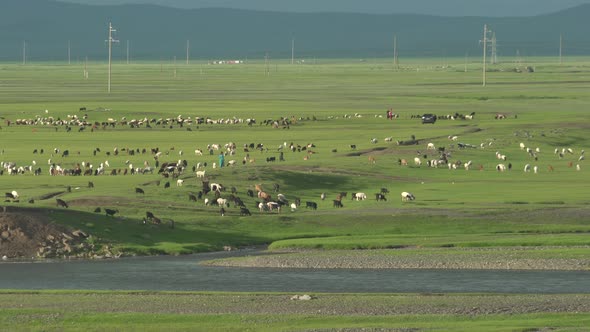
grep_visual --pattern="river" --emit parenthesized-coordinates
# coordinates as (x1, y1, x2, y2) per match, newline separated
(1, 250, 589, 293)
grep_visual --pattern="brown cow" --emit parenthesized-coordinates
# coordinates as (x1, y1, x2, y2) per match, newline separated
(258, 191, 271, 202)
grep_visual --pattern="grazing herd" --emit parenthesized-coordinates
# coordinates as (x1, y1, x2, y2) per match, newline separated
(2, 112, 586, 223)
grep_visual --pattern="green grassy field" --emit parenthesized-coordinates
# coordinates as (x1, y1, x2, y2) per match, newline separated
(2, 58, 590, 330)
(1, 58, 589, 255)
(1, 290, 590, 332)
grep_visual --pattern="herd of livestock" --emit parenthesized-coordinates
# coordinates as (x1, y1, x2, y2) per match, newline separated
(1, 112, 585, 220)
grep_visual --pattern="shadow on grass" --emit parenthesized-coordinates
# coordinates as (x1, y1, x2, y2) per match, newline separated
(24, 207, 270, 255)
(255, 168, 356, 193)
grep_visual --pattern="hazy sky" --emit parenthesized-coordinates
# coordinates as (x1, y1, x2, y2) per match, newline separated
(59, 0, 590, 16)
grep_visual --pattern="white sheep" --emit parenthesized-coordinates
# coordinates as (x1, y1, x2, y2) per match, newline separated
(401, 192, 415, 202)
(290, 203, 297, 211)
(196, 170, 206, 178)
(464, 160, 472, 170)
(414, 157, 422, 166)
(519, 142, 526, 150)
(576, 164, 581, 171)
(384, 137, 393, 142)
(176, 179, 184, 187)
(427, 143, 435, 150)
(496, 164, 507, 172)
(354, 193, 367, 201)
(524, 164, 531, 172)
(217, 198, 227, 207)
(533, 166, 539, 174)
(11, 191, 19, 199)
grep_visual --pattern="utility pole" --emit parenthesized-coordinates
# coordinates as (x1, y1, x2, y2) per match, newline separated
(559, 34, 563, 65)
(393, 34, 399, 68)
(265, 51, 270, 76)
(481, 24, 492, 87)
(84, 56, 88, 79)
(106, 22, 119, 93)
(291, 38, 295, 65)
(22, 40, 26, 65)
(126, 40, 130, 65)
(68, 40, 71, 65)
(491, 32, 497, 64)
(186, 40, 190, 65)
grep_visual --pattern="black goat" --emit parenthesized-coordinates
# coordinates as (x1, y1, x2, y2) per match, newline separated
(105, 208, 119, 217)
(56, 198, 69, 208)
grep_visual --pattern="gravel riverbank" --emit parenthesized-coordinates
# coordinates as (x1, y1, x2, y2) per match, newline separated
(1, 292, 589, 316)
(202, 247, 590, 271)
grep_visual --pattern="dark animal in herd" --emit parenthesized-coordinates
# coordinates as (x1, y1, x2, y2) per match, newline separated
(56, 198, 69, 208)
(135, 187, 145, 195)
(240, 207, 252, 216)
(375, 193, 387, 201)
(105, 208, 119, 217)
(305, 201, 318, 210)
(333, 200, 344, 208)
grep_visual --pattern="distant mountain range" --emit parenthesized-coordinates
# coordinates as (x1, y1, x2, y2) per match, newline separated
(1, 0, 589, 61)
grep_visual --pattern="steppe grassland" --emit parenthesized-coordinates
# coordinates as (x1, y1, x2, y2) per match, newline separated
(0, 58, 589, 254)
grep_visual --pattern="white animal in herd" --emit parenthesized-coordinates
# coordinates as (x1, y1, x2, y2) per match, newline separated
(401, 192, 415, 202)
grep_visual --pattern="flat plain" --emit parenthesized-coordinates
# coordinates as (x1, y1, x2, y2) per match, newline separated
(0, 58, 589, 330)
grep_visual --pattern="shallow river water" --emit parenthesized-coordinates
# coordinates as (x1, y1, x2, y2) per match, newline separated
(1, 250, 589, 293)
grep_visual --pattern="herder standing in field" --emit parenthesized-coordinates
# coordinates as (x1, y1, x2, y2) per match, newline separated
(218, 153, 225, 168)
